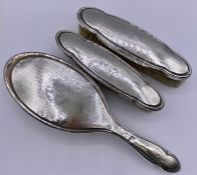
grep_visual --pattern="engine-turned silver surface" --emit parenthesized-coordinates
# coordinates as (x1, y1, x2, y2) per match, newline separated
(56, 31, 163, 111)
(77, 7, 191, 80)
(4, 52, 180, 173)
(6, 53, 114, 130)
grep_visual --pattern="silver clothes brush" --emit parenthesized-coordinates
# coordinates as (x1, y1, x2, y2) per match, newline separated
(56, 31, 164, 111)
(77, 7, 192, 85)
(4, 52, 180, 172)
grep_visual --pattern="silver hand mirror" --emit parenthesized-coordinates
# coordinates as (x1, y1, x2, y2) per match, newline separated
(4, 52, 180, 172)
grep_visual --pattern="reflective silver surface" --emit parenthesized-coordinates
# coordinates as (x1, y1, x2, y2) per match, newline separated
(4, 52, 180, 172)
(78, 7, 191, 81)
(56, 31, 164, 111)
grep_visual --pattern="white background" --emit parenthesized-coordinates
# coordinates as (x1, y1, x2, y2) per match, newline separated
(0, 0, 196, 175)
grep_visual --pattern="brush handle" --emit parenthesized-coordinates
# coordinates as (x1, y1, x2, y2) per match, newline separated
(111, 125, 180, 173)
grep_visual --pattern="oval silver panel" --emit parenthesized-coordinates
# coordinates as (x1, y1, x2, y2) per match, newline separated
(56, 31, 164, 111)
(77, 7, 191, 81)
